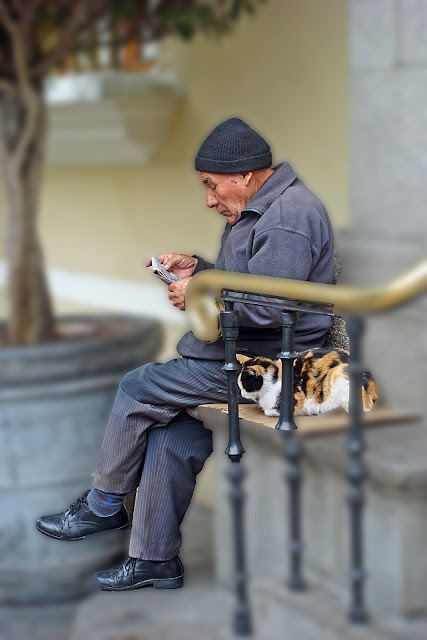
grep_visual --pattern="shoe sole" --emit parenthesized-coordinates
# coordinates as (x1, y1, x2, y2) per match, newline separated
(98, 575, 184, 591)
(35, 522, 129, 541)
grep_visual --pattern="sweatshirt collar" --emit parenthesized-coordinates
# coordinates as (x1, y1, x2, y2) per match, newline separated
(240, 162, 297, 217)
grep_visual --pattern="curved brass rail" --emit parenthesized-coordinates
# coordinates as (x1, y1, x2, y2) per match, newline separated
(185, 259, 427, 343)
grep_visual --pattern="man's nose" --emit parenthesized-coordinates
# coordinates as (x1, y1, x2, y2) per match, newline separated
(206, 191, 218, 208)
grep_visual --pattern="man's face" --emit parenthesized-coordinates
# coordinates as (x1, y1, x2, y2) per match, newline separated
(200, 172, 252, 226)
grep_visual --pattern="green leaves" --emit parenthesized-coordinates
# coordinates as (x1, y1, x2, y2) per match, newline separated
(158, 1, 264, 41)
(112, 1, 135, 18)
(0, 0, 267, 80)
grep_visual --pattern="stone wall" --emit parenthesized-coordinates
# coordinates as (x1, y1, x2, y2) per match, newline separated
(337, 0, 427, 419)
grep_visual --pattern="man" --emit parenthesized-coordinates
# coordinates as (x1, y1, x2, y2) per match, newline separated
(36, 118, 334, 591)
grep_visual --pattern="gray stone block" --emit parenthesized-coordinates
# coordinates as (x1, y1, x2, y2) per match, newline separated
(335, 233, 427, 284)
(0, 382, 115, 488)
(351, 69, 427, 240)
(252, 575, 427, 640)
(350, 0, 396, 69)
(399, 0, 427, 64)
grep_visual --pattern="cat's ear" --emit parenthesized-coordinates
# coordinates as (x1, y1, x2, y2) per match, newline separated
(236, 354, 250, 365)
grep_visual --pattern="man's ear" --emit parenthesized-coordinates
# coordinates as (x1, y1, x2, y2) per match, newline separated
(243, 172, 253, 187)
(236, 353, 250, 365)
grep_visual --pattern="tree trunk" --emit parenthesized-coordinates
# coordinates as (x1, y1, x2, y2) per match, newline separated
(0, 85, 55, 345)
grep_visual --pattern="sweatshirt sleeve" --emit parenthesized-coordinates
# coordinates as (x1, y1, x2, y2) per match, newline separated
(192, 255, 215, 274)
(232, 228, 313, 328)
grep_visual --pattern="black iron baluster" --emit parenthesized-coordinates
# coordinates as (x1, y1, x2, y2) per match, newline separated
(221, 302, 244, 462)
(276, 310, 306, 591)
(346, 315, 368, 623)
(276, 310, 298, 433)
(220, 301, 252, 637)
(227, 463, 251, 636)
(283, 432, 306, 591)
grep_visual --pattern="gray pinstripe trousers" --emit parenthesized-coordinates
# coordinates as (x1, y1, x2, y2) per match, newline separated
(93, 357, 229, 560)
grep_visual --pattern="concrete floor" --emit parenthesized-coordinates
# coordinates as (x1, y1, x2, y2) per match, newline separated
(0, 570, 234, 640)
(5, 569, 427, 640)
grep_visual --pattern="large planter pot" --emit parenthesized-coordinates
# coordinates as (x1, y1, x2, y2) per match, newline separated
(0, 314, 163, 604)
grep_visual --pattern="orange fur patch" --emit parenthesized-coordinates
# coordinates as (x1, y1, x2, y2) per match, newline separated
(362, 378, 378, 410)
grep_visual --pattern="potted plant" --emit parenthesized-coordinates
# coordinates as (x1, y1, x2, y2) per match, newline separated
(0, 0, 262, 604)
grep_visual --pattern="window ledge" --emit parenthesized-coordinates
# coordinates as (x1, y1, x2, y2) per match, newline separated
(44, 69, 183, 165)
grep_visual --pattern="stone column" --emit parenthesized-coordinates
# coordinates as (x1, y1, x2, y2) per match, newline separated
(337, 0, 427, 419)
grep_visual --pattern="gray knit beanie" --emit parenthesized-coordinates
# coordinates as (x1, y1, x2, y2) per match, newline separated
(195, 117, 272, 174)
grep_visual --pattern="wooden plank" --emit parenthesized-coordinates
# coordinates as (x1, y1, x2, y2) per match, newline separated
(199, 404, 418, 437)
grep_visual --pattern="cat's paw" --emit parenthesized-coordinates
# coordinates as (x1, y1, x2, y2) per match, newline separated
(264, 409, 280, 417)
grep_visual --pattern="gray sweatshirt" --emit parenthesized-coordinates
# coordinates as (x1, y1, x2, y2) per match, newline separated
(177, 162, 335, 361)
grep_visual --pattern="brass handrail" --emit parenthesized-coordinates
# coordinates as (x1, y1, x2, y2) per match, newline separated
(185, 259, 427, 343)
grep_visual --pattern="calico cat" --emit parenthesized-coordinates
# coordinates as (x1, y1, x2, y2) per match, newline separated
(236, 348, 377, 417)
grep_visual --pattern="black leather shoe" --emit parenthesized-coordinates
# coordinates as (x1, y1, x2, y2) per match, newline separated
(95, 556, 184, 591)
(35, 490, 129, 541)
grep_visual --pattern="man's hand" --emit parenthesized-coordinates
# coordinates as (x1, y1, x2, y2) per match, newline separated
(147, 254, 197, 279)
(168, 277, 191, 311)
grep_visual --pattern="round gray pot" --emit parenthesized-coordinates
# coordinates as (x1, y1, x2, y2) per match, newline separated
(0, 314, 163, 604)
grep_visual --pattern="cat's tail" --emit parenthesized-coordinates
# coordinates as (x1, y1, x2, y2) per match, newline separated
(362, 371, 378, 412)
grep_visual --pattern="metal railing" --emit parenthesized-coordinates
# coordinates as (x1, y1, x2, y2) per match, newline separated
(186, 259, 427, 637)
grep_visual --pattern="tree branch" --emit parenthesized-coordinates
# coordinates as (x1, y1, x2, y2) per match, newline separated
(0, 0, 16, 35)
(9, 0, 25, 17)
(15, 0, 44, 27)
(0, 61, 14, 75)
(0, 78, 16, 97)
(31, 0, 100, 79)
(0, 0, 31, 88)
(11, 84, 40, 174)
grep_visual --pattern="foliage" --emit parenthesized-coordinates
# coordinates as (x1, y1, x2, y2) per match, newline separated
(0, 1, 264, 82)
(0, 0, 264, 345)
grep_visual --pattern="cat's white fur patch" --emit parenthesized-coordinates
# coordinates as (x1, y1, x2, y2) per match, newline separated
(295, 377, 350, 415)
(264, 408, 280, 417)
(238, 372, 281, 415)
(258, 374, 281, 414)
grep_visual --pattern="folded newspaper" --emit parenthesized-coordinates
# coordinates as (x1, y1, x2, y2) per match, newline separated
(151, 256, 181, 285)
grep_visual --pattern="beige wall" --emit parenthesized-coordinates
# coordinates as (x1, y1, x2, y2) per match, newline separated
(1, 0, 348, 284)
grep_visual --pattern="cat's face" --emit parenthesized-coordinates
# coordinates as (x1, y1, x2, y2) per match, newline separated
(236, 354, 280, 399)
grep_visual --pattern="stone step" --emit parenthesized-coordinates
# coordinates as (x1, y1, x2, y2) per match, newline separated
(252, 575, 427, 640)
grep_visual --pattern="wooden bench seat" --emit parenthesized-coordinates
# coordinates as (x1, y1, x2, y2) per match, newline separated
(194, 404, 415, 437)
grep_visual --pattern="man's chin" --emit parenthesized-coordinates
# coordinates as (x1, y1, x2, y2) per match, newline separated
(223, 213, 237, 225)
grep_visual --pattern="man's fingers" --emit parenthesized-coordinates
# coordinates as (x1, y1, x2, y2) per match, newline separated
(168, 281, 186, 311)
(168, 295, 184, 310)
(163, 254, 183, 271)
(152, 254, 195, 273)
(168, 288, 178, 301)
(146, 254, 172, 268)
(157, 253, 172, 262)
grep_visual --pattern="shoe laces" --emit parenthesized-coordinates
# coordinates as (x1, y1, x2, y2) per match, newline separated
(65, 491, 90, 517)
(123, 557, 138, 575)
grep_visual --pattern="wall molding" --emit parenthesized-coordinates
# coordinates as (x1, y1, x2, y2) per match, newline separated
(44, 69, 183, 165)
(0, 260, 187, 325)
